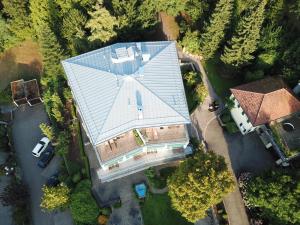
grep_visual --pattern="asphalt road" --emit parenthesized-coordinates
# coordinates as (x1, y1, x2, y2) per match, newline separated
(11, 104, 72, 225)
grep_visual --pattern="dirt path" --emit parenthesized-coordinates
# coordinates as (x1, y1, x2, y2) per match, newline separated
(0, 40, 43, 91)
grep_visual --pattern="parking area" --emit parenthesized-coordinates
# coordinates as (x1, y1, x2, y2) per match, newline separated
(11, 104, 73, 225)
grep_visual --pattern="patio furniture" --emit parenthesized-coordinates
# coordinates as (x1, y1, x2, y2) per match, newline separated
(134, 183, 147, 198)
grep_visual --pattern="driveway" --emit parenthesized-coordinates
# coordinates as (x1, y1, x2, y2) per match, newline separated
(12, 104, 73, 225)
(183, 56, 275, 225)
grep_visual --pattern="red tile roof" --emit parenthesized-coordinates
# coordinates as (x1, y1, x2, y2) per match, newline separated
(230, 77, 300, 126)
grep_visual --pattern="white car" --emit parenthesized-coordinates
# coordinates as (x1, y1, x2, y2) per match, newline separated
(32, 137, 50, 157)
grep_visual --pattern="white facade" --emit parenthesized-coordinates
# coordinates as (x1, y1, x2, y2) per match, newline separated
(229, 95, 256, 135)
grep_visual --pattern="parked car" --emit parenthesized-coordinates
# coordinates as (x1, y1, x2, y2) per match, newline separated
(37, 146, 54, 168)
(46, 173, 60, 187)
(32, 137, 50, 157)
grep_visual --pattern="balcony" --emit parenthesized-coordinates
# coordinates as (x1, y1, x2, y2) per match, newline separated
(96, 130, 142, 162)
(96, 125, 188, 163)
(140, 125, 187, 144)
(97, 147, 186, 182)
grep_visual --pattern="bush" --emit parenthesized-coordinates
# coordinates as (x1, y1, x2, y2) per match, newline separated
(181, 30, 201, 55)
(245, 70, 264, 82)
(112, 201, 122, 209)
(70, 180, 99, 225)
(196, 82, 208, 104)
(98, 215, 108, 225)
(100, 207, 112, 216)
(72, 172, 82, 184)
(183, 71, 200, 88)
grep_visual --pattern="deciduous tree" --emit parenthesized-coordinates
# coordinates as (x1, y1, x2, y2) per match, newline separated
(167, 147, 235, 222)
(40, 184, 70, 212)
(243, 170, 300, 225)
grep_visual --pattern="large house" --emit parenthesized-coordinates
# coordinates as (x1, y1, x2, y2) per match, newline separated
(230, 77, 300, 135)
(62, 41, 191, 182)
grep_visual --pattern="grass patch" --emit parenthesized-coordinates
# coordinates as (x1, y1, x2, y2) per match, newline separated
(141, 193, 192, 225)
(0, 40, 42, 91)
(225, 122, 239, 134)
(203, 57, 242, 99)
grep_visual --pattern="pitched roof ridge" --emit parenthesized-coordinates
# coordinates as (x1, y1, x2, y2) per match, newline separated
(133, 77, 189, 121)
(63, 59, 116, 77)
(232, 89, 265, 96)
(253, 94, 267, 125)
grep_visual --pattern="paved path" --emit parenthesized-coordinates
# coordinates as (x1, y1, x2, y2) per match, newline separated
(12, 104, 74, 225)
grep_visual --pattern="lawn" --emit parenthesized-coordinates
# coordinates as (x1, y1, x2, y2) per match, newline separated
(141, 193, 192, 225)
(203, 57, 242, 99)
(0, 40, 43, 91)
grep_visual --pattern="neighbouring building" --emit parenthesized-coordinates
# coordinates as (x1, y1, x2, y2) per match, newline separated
(62, 41, 191, 182)
(230, 77, 300, 135)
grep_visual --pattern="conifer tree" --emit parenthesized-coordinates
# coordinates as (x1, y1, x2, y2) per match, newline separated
(221, 0, 267, 67)
(2, 0, 33, 40)
(86, 0, 118, 43)
(199, 0, 234, 60)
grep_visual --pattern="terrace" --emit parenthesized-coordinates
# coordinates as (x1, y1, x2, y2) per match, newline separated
(96, 125, 188, 162)
(96, 130, 142, 162)
(140, 125, 188, 145)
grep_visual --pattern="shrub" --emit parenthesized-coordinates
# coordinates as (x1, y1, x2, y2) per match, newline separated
(112, 201, 122, 209)
(39, 123, 55, 141)
(245, 70, 264, 82)
(196, 82, 208, 104)
(100, 207, 112, 216)
(181, 30, 201, 55)
(72, 172, 82, 184)
(98, 215, 108, 225)
(70, 180, 99, 224)
(183, 71, 200, 87)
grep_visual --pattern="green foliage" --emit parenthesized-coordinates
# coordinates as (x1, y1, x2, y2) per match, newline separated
(133, 129, 144, 146)
(40, 184, 70, 211)
(181, 30, 201, 55)
(225, 97, 235, 110)
(282, 39, 300, 85)
(138, 0, 159, 29)
(183, 71, 200, 87)
(167, 148, 235, 222)
(195, 82, 208, 104)
(183, 0, 209, 23)
(72, 172, 82, 184)
(0, 15, 14, 52)
(70, 180, 99, 224)
(86, 0, 118, 43)
(221, 0, 267, 67)
(39, 123, 55, 141)
(245, 70, 264, 82)
(244, 170, 300, 225)
(199, 0, 234, 60)
(156, 0, 186, 16)
(61, 8, 87, 55)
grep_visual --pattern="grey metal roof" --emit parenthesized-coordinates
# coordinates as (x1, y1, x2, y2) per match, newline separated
(62, 41, 190, 146)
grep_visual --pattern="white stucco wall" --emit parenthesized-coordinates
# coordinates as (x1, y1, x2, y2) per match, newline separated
(229, 95, 256, 135)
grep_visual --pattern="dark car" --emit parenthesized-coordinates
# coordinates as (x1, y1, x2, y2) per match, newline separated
(37, 146, 54, 168)
(46, 173, 60, 187)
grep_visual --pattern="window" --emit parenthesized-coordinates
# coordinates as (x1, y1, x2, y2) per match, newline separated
(242, 111, 245, 115)
(237, 104, 240, 108)
(239, 123, 243, 127)
(243, 129, 246, 133)
(247, 119, 250, 123)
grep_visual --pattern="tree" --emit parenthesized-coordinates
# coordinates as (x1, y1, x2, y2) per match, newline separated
(40, 184, 70, 212)
(0, 15, 13, 52)
(61, 8, 87, 55)
(167, 147, 235, 222)
(244, 170, 300, 225)
(37, 24, 65, 76)
(0, 181, 29, 207)
(221, 0, 267, 67)
(56, 130, 71, 174)
(70, 180, 99, 224)
(181, 30, 201, 55)
(156, 0, 187, 16)
(138, 0, 158, 29)
(2, 0, 33, 42)
(86, 0, 118, 43)
(39, 123, 55, 141)
(199, 0, 234, 60)
(50, 93, 64, 123)
(282, 39, 300, 85)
